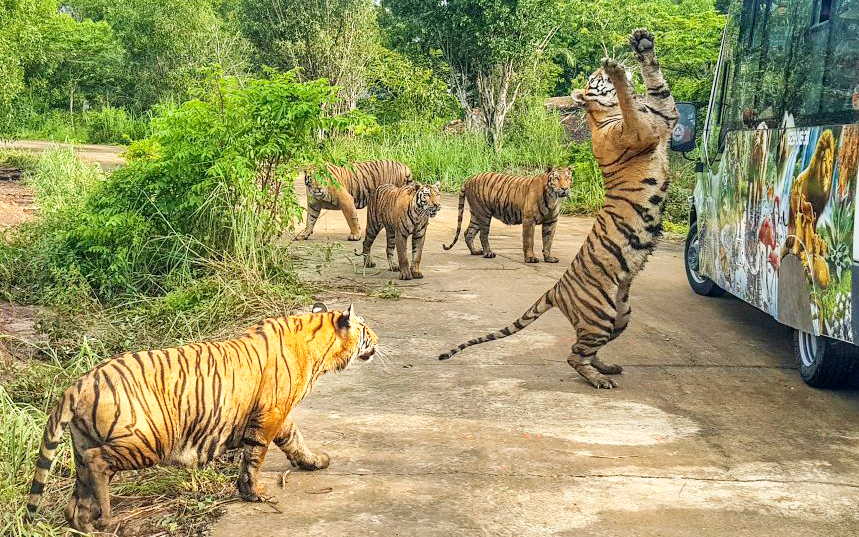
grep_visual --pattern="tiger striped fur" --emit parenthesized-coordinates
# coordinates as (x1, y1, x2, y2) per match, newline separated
(296, 160, 413, 241)
(26, 303, 377, 532)
(362, 182, 441, 280)
(439, 29, 678, 390)
(443, 166, 572, 263)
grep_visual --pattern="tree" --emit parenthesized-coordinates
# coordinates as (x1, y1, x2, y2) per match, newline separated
(238, 0, 381, 112)
(67, 0, 251, 110)
(382, 0, 560, 149)
(40, 17, 124, 120)
(553, 0, 724, 103)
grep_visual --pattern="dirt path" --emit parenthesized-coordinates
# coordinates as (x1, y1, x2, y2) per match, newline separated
(8, 139, 125, 170)
(212, 185, 859, 536)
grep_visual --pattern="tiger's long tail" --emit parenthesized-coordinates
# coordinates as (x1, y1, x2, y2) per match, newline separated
(26, 387, 76, 516)
(442, 189, 467, 250)
(439, 292, 554, 360)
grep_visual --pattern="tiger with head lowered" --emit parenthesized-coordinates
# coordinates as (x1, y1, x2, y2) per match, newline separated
(443, 166, 573, 263)
(439, 29, 677, 389)
(362, 182, 441, 280)
(296, 160, 413, 241)
(26, 303, 377, 532)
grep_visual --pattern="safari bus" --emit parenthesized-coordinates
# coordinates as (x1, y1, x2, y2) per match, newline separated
(678, 0, 859, 387)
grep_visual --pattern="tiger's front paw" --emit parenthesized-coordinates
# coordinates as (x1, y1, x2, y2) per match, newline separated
(483, 251, 496, 259)
(399, 268, 413, 280)
(364, 258, 376, 268)
(629, 28, 654, 58)
(410, 267, 423, 279)
(525, 256, 539, 263)
(297, 452, 330, 471)
(601, 57, 625, 79)
(295, 230, 311, 240)
(543, 255, 559, 263)
(347, 233, 362, 241)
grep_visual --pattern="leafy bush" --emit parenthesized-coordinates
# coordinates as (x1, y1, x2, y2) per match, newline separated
(1, 71, 368, 303)
(83, 107, 149, 144)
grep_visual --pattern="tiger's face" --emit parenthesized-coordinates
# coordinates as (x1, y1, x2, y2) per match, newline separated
(300, 168, 330, 201)
(415, 183, 442, 217)
(311, 303, 378, 371)
(546, 166, 572, 198)
(571, 67, 630, 111)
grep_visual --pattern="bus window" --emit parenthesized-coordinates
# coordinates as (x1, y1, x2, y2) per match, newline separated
(820, 0, 859, 117)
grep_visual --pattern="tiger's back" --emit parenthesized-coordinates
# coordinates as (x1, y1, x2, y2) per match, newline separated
(464, 172, 539, 225)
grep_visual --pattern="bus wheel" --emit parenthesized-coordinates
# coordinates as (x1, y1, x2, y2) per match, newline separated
(684, 221, 725, 297)
(794, 329, 859, 388)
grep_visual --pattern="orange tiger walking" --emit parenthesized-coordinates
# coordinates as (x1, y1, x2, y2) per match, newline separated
(26, 304, 377, 532)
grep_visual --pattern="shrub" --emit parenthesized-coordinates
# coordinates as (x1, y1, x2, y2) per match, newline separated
(83, 107, 150, 144)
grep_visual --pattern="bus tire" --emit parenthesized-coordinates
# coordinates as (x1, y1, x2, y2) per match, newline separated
(684, 220, 725, 297)
(794, 329, 859, 389)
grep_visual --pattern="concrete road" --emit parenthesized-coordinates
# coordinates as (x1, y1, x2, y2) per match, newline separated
(212, 187, 859, 537)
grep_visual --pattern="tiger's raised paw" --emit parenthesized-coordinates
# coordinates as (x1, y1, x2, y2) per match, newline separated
(629, 28, 654, 58)
(601, 57, 625, 79)
(544, 255, 559, 263)
(525, 256, 539, 263)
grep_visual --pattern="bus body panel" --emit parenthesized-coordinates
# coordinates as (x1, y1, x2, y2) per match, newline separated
(693, 0, 859, 345)
(695, 121, 858, 343)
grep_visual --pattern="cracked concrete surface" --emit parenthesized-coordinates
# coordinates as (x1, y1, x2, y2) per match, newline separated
(213, 186, 859, 536)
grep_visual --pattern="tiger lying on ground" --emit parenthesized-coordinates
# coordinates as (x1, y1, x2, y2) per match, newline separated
(439, 29, 678, 389)
(26, 303, 377, 532)
(443, 166, 572, 263)
(296, 160, 413, 241)
(362, 182, 441, 280)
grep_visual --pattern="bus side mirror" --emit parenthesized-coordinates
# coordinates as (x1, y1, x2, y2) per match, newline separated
(670, 102, 697, 153)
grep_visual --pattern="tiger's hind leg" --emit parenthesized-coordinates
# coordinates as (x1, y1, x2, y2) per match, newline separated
(385, 225, 397, 272)
(273, 419, 330, 471)
(567, 329, 618, 389)
(464, 216, 483, 256)
(81, 447, 116, 530)
(594, 284, 631, 375)
(64, 457, 97, 532)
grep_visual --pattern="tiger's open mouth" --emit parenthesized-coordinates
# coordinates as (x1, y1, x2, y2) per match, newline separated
(556, 189, 570, 198)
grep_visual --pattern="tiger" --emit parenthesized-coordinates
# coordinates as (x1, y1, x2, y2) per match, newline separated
(443, 166, 573, 263)
(26, 303, 377, 532)
(295, 160, 413, 241)
(362, 182, 441, 280)
(439, 29, 678, 390)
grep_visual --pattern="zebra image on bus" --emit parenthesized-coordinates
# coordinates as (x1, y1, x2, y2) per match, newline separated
(677, 0, 859, 388)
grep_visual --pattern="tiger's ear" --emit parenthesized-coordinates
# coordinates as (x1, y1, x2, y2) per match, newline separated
(337, 303, 354, 330)
(545, 164, 554, 174)
(311, 302, 327, 313)
(571, 89, 586, 105)
(432, 182, 441, 190)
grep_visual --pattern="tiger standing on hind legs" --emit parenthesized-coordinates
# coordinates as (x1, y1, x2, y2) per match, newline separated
(439, 28, 678, 389)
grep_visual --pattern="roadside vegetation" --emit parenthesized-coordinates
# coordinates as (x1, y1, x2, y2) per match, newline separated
(1, 0, 724, 535)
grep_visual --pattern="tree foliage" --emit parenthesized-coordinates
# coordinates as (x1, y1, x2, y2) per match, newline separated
(554, 0, 725, 103)
(382, 0, 561, 148)
(238, 0, 381, 111)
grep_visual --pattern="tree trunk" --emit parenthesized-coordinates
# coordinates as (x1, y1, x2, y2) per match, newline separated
(476, 61, 520, 151)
